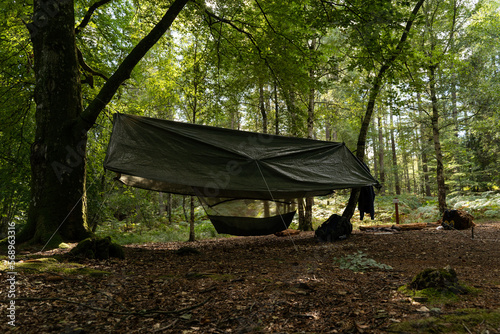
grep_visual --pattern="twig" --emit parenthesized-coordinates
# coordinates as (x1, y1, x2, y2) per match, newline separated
(462, 322, 473, 334)
(153, 319, 179, 332)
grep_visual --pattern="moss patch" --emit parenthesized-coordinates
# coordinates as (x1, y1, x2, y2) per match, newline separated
(0, 257, 111, 277)
(389, 308, 500, 333)
(398, 267, 480, 305)
(398, 285, 465, 305)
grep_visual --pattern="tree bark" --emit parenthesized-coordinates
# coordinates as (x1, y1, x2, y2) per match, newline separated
(259, 81, 268, 134)
(159, 192, 165, 216)
(390, 107, 401, 195)
(301, 59, 316, 232)
(189, 197, 195, 242)
(167, 193, 173, 223)
(418, 93, 432, 196)
(274, 81, 279, 135)
(377, 116, 385, 193)
(20, 0, 90, 246)
(429, 64, 447, 212)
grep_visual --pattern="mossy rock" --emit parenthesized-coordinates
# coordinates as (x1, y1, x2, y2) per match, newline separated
(409, 266, 467, 294)
(69, 236, 124, 260)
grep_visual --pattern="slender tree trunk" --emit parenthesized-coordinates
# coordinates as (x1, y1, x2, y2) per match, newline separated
(259, 85, 271, 218)
(189, 196, 195, 242)
(168, 193, 172, 223)
(290, 93, 298, 136)
(159, 192, 164, 216)
(377, 116, 385, 193)
(429, 64, 447, 212)
(418, 93, 432, 196)
(187, 40, 201, 241)
(372, 134, 379, 181)
(421, 142, 432, 196)
(301, 61, 316, 232)
(182, 196, 188, 222)
(274, 81, 279, 135)
(390, 107, 401, 195)
(297, 198, 305, 230)
(259, 81, 268, 134)
(342, 0, 424, 219)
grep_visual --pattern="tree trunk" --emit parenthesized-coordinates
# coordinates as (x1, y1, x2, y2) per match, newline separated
(167, 193, 172, 223)
(429, 64, 447, 212)
(18, 0, 189, 247)
(274, 81, 279, 135)
(182, 196, 189, 222)
(342, 0, 424, 219)
(377, 116, 385, 193)
(301, 61, 316, 232)
(418, 93, 432, 196)
(159, 192, 165, 216)
(189, 196, 195, 242)
(19, 0, 90, 247)
(259, 81, 268, 134)
(390, 107, 401, 195)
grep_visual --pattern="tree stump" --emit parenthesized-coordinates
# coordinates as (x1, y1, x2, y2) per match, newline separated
(441, 209, 475, 230)
(409, 266, 467, 294)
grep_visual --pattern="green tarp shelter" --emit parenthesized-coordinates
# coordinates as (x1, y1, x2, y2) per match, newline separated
(104, 113, 379, 235)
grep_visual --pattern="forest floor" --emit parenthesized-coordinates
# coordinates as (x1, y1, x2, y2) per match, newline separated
(2, 220, 500, 333)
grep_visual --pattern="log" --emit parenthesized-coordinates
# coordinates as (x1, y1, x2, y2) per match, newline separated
(359, 223, 431, 232)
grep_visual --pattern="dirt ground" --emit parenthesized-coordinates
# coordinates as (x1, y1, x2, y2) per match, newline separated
(2, 221, 500, 333)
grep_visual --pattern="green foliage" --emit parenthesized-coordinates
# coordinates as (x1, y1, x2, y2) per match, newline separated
(448, 191, 500, 217)
(0, 0, 34, 238)
(334, 251, 392, 272)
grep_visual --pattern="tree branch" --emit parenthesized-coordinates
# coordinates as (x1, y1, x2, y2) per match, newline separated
(75, 0, 115, 35)
(79, 0, 190, 130)
(77, 47, 109, 82)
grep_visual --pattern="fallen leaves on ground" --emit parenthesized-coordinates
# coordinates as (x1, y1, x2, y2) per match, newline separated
(1, 221, 500, 333)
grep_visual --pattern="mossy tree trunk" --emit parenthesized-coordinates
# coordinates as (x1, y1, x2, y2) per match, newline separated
(19, 0, 90, 246)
